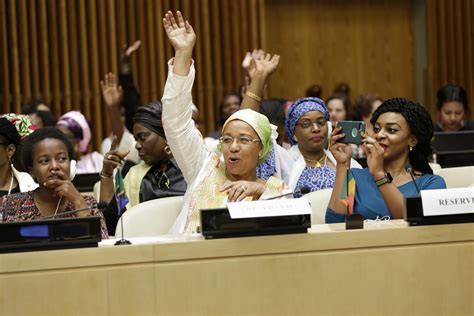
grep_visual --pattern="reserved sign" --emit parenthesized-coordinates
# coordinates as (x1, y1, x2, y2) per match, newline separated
(421, 188, 474, 216)
(227, 198, 312, 219)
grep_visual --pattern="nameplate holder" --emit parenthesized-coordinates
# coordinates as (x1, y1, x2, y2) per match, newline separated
(227, 198, 312, 219)
(421, 188, 474, 216)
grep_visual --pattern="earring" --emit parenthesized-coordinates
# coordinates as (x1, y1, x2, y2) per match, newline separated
(293, 135, 298, 142)
(164, 145, 172, 155)
(409, 145, 413, 152)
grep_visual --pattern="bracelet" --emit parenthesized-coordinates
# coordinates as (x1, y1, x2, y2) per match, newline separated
(100, 172, 113, 179)
(245, 91, 262, 102)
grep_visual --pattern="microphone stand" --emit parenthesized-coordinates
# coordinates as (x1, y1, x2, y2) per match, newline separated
(115, 214, 131, 245)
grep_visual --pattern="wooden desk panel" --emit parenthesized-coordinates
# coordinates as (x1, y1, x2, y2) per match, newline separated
(0, 223, 473, 315)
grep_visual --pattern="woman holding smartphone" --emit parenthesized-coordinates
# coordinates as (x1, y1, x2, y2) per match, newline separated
(326, 98, 446, 222)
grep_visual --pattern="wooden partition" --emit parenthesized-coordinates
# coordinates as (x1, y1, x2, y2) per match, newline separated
(426, 0, 473, 119)
(264, 0, 416, 104)
(0, 0, 264, 147)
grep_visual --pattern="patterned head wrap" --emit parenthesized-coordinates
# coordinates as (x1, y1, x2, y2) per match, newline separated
(57, 111, 91, 153)
(221, 109, 273, 165)
(0, 113, 37, 144)
(133, 101, 166, 140)
(285, 97, 329, 145)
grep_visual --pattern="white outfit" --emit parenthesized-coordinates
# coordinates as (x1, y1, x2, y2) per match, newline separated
(101, 129, 140, 164)
(278, 145, 362, 191)
(76, 151, 104, 174)
(162, 61, 287, 234)
(12, 165, 38, 192)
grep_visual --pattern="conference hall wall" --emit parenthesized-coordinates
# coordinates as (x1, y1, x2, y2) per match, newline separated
(0, 0, 472, 149)
(0, 0, 265, 147)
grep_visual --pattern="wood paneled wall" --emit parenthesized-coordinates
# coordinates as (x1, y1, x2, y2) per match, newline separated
(426, 0, 473, 119)
(0, 0, 264, 147)
(264, 0, 416, 104)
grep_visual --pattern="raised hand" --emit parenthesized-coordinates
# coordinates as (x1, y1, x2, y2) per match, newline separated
(162, 11, 196, 52)
(101, 135, 130, 178)
(248, 53, 280, 80)
(100, 73, 123, 107)
(119, 40, 141, 74)
(242, 49, 265, 72)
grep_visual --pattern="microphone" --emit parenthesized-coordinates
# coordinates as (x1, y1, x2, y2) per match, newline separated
(42, 202, 108, 219)
(265, 186, 310, 200)
(405, 164, 421, 196)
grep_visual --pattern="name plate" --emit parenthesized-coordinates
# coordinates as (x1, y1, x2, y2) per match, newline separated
(421, 188, 474, 216)
(227, 198, 311, 219)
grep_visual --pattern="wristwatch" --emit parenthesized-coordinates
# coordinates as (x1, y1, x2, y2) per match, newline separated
(375, 173, 393, 187)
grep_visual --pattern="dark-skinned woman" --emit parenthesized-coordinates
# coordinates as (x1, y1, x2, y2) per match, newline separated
(99, 102, 187, 234)
(326, 98, 446, 222)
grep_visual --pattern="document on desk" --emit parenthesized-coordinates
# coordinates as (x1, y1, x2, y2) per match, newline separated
(227, 198, 311, 219)
(421, 187, 474, 216)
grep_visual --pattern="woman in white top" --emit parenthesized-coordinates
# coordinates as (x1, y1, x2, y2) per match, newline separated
(161, 11, 287, 234)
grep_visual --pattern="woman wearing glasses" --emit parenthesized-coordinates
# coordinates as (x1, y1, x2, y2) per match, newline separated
(161, 11, 287, 234)
(282, 98, 362, 194)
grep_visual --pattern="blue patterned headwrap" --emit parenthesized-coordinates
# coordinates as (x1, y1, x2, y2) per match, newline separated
(285, 97, 329, 145)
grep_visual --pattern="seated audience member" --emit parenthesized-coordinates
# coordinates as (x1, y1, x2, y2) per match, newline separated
(284, 98, 361, 193)
(259, 98, 287, 146)
(1, 127, 108, 238)
(99, 102, 187, 234)
(351, 93, 383, 131)
(326, 98, 446, 222)
(239, 53, 361, 189)
(434, 84, 474, 132)
(21, 99, 57, 128)
(333, 82, 351, 97)
(206, 92, 242, 139)
(305, 84, 323, 98)
(100, 72, 140, 165)
(0, 115, 38, 201)
(57, 111, 104, 174)
(326, 93, 351, 126)
(162, 11, 288, 234)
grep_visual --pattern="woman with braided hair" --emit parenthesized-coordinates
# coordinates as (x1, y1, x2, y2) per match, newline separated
(326, 98, 446, 222)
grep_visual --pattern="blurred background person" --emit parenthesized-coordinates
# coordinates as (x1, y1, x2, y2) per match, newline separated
(434, 84, 474, 132)
(57, 111, 103, 174)
(326, 92, 351, 126)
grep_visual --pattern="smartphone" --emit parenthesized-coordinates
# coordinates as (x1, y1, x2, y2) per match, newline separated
(336, 121, 366, 145)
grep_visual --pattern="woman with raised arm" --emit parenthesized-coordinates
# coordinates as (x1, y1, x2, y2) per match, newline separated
(161, 11, 287, 234)
(240, 53, 361, 193)
(326, 98, 446, 222)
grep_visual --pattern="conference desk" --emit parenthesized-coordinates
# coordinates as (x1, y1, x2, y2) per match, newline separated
(0, 221, 472, 315)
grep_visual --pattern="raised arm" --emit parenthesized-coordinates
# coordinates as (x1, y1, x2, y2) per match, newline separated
(100, 73, 125, 142)
(161, 11, 207, 183)
(119, 41, 142, 132)
(240, 52, 280, 112)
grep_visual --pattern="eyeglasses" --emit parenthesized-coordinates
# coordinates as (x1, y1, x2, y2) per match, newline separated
(219, 135, 261, 147)
(296, 118, 327, 129)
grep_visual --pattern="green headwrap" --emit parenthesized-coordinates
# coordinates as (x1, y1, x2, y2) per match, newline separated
(220, 109, 273, 165)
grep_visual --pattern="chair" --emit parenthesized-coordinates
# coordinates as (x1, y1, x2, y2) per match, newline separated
(114, 196, 184, 237)
(434, 166, 474, 188)
(303, 188, 333, 225)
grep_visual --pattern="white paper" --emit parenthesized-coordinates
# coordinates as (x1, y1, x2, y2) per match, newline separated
(421, 187, 474, 216)
(227, 198, 312, 219)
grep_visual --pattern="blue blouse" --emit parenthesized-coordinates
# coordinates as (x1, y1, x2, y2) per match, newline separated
(325, 168, 446, 223)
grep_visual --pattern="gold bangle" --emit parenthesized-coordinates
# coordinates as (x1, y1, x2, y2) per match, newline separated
(245, 91, 262, 102)
(100, 172, 113, 179)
